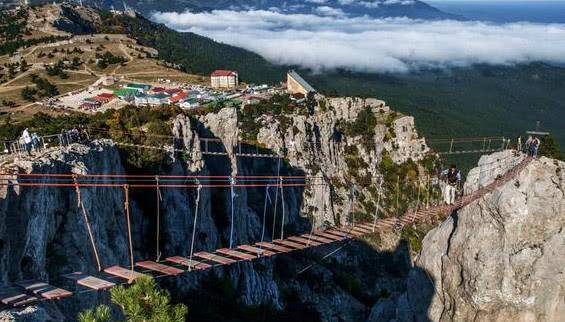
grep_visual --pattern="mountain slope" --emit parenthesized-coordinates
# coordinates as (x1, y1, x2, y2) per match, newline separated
(26, 0, 460, 20)
(50, 4, 286, 83)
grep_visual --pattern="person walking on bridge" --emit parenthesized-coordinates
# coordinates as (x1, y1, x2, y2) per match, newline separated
(442, 164, 461, 205)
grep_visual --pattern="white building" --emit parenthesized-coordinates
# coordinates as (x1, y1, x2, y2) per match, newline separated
(211, 70, 238, 89)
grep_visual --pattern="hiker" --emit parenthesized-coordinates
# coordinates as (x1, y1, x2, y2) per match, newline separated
(517, 136, 522, 152)
(530, 136, 541, 158)
(22, 128, 32, 156)
(524, 135, 533, 154)
(31, 132, 40, 151)
(441, 164, 461, 205)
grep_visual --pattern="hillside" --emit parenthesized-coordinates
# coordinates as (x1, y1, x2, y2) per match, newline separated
(21, 0, 460, 20)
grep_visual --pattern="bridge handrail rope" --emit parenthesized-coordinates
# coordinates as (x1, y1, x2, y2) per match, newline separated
(229, 176, 236, 249)
(260, 185, 271, 247)
(272, 158, 282, 241)
(188, 182, 201, 271)
(73, 175, 102, 272)
(123, 184, 135, 283)
(280, 176, 286, 240)
(155, 175, 162, 261)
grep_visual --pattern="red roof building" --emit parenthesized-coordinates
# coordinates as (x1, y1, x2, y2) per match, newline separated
(168, 91, 188, 104)
(211, 70, 237, 77)
(211, 70, 239, 88)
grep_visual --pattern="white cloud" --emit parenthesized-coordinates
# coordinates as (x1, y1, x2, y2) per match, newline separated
(313, 6, 346, 16)
(152, 9, 565, 73)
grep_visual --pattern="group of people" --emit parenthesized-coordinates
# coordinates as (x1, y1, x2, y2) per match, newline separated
(21, 128, 41, 156)
(60, 127, 89, 146)
(523, 135, 542, 158)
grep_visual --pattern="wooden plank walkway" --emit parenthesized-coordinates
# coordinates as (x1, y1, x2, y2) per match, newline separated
(16, 281, 72, 300)
(237, 245, 276, 257)
(62, 272, 115, 290)
(255, 242, 292, 253)
(104, 266, 145, 281)
(166, 256, 212, 270)
(136, 261, 184, 276)
(217, 248, 257, 261)
(0, 288, 38, 307)
(195, 252, 237, 265)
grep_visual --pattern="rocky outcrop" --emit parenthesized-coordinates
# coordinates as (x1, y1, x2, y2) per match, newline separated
(0, 96, 432, 321)
(397, 152, 565, 321)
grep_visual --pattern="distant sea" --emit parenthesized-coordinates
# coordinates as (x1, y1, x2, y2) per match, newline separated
(429, 1, 565, 23)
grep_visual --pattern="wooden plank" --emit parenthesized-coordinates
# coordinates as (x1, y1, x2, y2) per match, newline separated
(313, 231, 345, 241)
(136, 261, 184, 276)
(333, 228, 365, 237)
(0, 288, 38, 307)
(351, 226, 372, 233)
(255, 242, 292, 253)
(194, 252, 237, 265)
(287, 236, 322, 246)
(166, 256, 212, 270)
(325, 229, 353, 237)
(62, 272, 115, 290)
(273, 239, 307, 250)
(301, 234, 335, 243)
(237, 245, 276, 257)
(104, 266, 144, 281)
(217, 248, 256, 261)
(16, 281, 72, 300)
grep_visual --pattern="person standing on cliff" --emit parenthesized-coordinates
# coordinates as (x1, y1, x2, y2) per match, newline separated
(22, 128, 32, 156)
(442, 164, 461, 205)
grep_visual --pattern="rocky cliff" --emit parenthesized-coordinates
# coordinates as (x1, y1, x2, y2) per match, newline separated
(368, 151, 565, 322)
(0, 96, 431, 321)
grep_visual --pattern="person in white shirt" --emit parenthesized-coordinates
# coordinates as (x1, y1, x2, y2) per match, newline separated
(441, 164, 461, 205)
(22, 128, 32, 156)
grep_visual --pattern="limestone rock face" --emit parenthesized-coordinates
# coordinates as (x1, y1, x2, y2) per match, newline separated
(403, 153, 565, 321)
(0, 96, 430, 321)
(384, 116, 429, 163)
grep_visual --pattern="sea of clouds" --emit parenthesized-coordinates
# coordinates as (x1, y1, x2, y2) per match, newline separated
(152, 9, 565, 73)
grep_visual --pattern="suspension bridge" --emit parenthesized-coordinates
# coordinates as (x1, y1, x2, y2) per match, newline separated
(0, 150, 531, 308)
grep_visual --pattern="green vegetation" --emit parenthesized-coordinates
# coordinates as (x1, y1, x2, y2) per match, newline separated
(237, 94, 303, 144)
(78, 305, 111, 322)
(20, 75, 59, 100)
(0, 8, 70, 55)
(344, 106, 377, 150)
(78, 276, 187, 322)
(0, 105, 179, 170)
(539, 135, 562, 160)
(95, 51, 128, 69)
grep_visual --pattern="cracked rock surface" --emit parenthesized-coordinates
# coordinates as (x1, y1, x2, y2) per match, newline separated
(402, 153, 565, 322)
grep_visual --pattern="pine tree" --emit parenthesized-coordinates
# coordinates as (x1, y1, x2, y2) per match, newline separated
(79, 276, 187, 322)
(78, 305, 111, 322)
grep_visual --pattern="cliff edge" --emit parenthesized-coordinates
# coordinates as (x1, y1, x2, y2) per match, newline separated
(392, 151, 564, 322)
